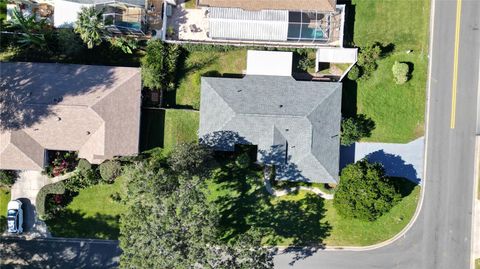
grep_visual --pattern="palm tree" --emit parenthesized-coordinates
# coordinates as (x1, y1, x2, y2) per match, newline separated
(9, 9, 49, 49)
(74, 6, 104, 49)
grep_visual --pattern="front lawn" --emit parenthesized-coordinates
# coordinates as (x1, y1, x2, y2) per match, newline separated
(0, 188, 10, 230)
(46, 177, 126, 240)
(350, 0, 430, 142)
(173, 49, 247, 109)
(207, 164, 420, 246)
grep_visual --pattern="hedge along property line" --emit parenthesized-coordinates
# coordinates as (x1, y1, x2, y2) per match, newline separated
(36, 181, 65, 220)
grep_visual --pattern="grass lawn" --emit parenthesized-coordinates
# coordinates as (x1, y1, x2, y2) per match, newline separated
(0, 188, 11, 230)
(46, 177, 126, 240)
(163, 109, 199, 152)
(207, 164, 420, 246)
(476, 259, 480, 269)
(349, 0, 430, 142)
(173, 49, 247, 109)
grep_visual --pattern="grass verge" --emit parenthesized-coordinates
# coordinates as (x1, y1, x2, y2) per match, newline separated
(46, 177, 125, 240)
(349, 0, 430, 142)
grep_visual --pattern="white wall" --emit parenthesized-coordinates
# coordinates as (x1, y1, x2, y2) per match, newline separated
(54, 0, 92, 28)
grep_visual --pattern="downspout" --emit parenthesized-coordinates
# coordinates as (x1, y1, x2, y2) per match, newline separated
(161, 0, 167, 41)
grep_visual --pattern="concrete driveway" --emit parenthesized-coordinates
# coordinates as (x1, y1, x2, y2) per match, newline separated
(340, 137, 425, 184)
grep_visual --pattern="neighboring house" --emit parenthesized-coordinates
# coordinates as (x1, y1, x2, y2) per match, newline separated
(0, 62, 142, 171)
(6, 0, 164, 37)
(199, 51, 342, 183)
(164, 0, 345, 47)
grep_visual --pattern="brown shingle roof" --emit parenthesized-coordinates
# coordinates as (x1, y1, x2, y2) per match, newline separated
(0, 62, 142, 170)
(197, 0, 337, 12)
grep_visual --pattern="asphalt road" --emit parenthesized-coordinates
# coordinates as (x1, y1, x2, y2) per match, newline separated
(0, 1, 478, 269)
(0, 237, 121, 269)
(275, 0, 480, 268)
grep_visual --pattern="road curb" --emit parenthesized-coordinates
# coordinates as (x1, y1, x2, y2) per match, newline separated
(471, 136, 480, 269)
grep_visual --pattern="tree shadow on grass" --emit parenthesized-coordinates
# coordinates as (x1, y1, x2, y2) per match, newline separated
(46, 209, 120, 240)
(210, 162, 331, 264)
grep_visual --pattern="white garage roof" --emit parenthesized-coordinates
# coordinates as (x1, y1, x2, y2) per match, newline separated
(246, 50, 292, 77)
(316, 47, 358, 63)
(208, 7, 289, 41)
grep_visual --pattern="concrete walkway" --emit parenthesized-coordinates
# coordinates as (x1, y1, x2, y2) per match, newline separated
(341, 137, 425, 184)
(9, 171, 73, 238)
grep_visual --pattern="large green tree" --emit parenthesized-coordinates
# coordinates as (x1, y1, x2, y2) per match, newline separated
(74, 6, 104, 49)
(141, 40, 180, 91)
(333, 159, 401, 221)
(119, 147, 273, 269)
(168, 142, 213, 177)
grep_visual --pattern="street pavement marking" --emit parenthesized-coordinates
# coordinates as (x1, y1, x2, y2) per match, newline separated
(450, 0, 463, 129)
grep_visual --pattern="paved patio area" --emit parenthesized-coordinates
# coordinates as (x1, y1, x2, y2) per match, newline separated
(340, 137, 425, 184)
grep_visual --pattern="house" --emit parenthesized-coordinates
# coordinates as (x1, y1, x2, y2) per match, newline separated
(165, 0, 345, 47)
(6, 0, 164, 36)
(199, 51, 342, 183)
(0, 62, 142, 171)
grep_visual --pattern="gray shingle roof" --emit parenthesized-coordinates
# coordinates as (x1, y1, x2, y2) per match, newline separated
(0, 62, 141, 171)
(199, 75, 342, 183)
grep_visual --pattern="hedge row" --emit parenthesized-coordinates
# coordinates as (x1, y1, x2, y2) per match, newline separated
(36, 181, 65, 220)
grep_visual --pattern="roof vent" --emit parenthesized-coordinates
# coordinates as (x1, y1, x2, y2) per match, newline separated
(285, 128, 289, 132)
(86, 131, 91, 135)
(57, 117, 61, 121)
(237, 90, 242, 93)
(279, 105, 283, 108)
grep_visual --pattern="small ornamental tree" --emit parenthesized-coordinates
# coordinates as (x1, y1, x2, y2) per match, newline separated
(341, 114, 375, 146)
(392, 61, 409, 84)
(334, 159, 401, 221)
(99, 160, 122, 183)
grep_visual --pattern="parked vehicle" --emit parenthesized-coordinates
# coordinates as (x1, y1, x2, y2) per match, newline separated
(7, 200, 23, 234)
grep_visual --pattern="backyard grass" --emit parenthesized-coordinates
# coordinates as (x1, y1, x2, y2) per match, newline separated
(163, 109, 199, 152)
(46, 177, 126, 240)
(476, 258, 480, 269)
(0, 188, 11, 230)
(349, 0, 430, 142)
(174, 49, 247, 109)
(207, 164, 420, 246)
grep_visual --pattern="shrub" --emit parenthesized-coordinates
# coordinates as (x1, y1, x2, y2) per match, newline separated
(341, 114, 376, 146)
(77, 159, 92, 175)
(99, 160, 122, 183)
(357, 43, 382, 78)
(235, 153, 251, 169)
(297, 57, 315, 71)
(0, 170, 17, 188)
(347, 65, 360, 80)
(64, 170, 99, 192)
(392, 61, 409, 84)
(36, 181, 66, 220)
(334, 159, 401, 221)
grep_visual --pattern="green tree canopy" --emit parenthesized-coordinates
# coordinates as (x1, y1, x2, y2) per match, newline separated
(141, 40, 180, 91)
(341, 114, 375, 146)
(333, 159, 401, 221)
(119, 147, 273, 269)
(168, 142, 213, 178)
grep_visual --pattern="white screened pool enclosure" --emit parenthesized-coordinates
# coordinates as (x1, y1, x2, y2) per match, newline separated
(165, 4, 345, 46)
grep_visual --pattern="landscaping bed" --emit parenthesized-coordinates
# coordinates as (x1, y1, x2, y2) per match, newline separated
(45, 177, 125, 240)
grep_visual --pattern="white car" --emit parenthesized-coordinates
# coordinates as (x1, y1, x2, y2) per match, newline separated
(7, 200, 23, 234)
